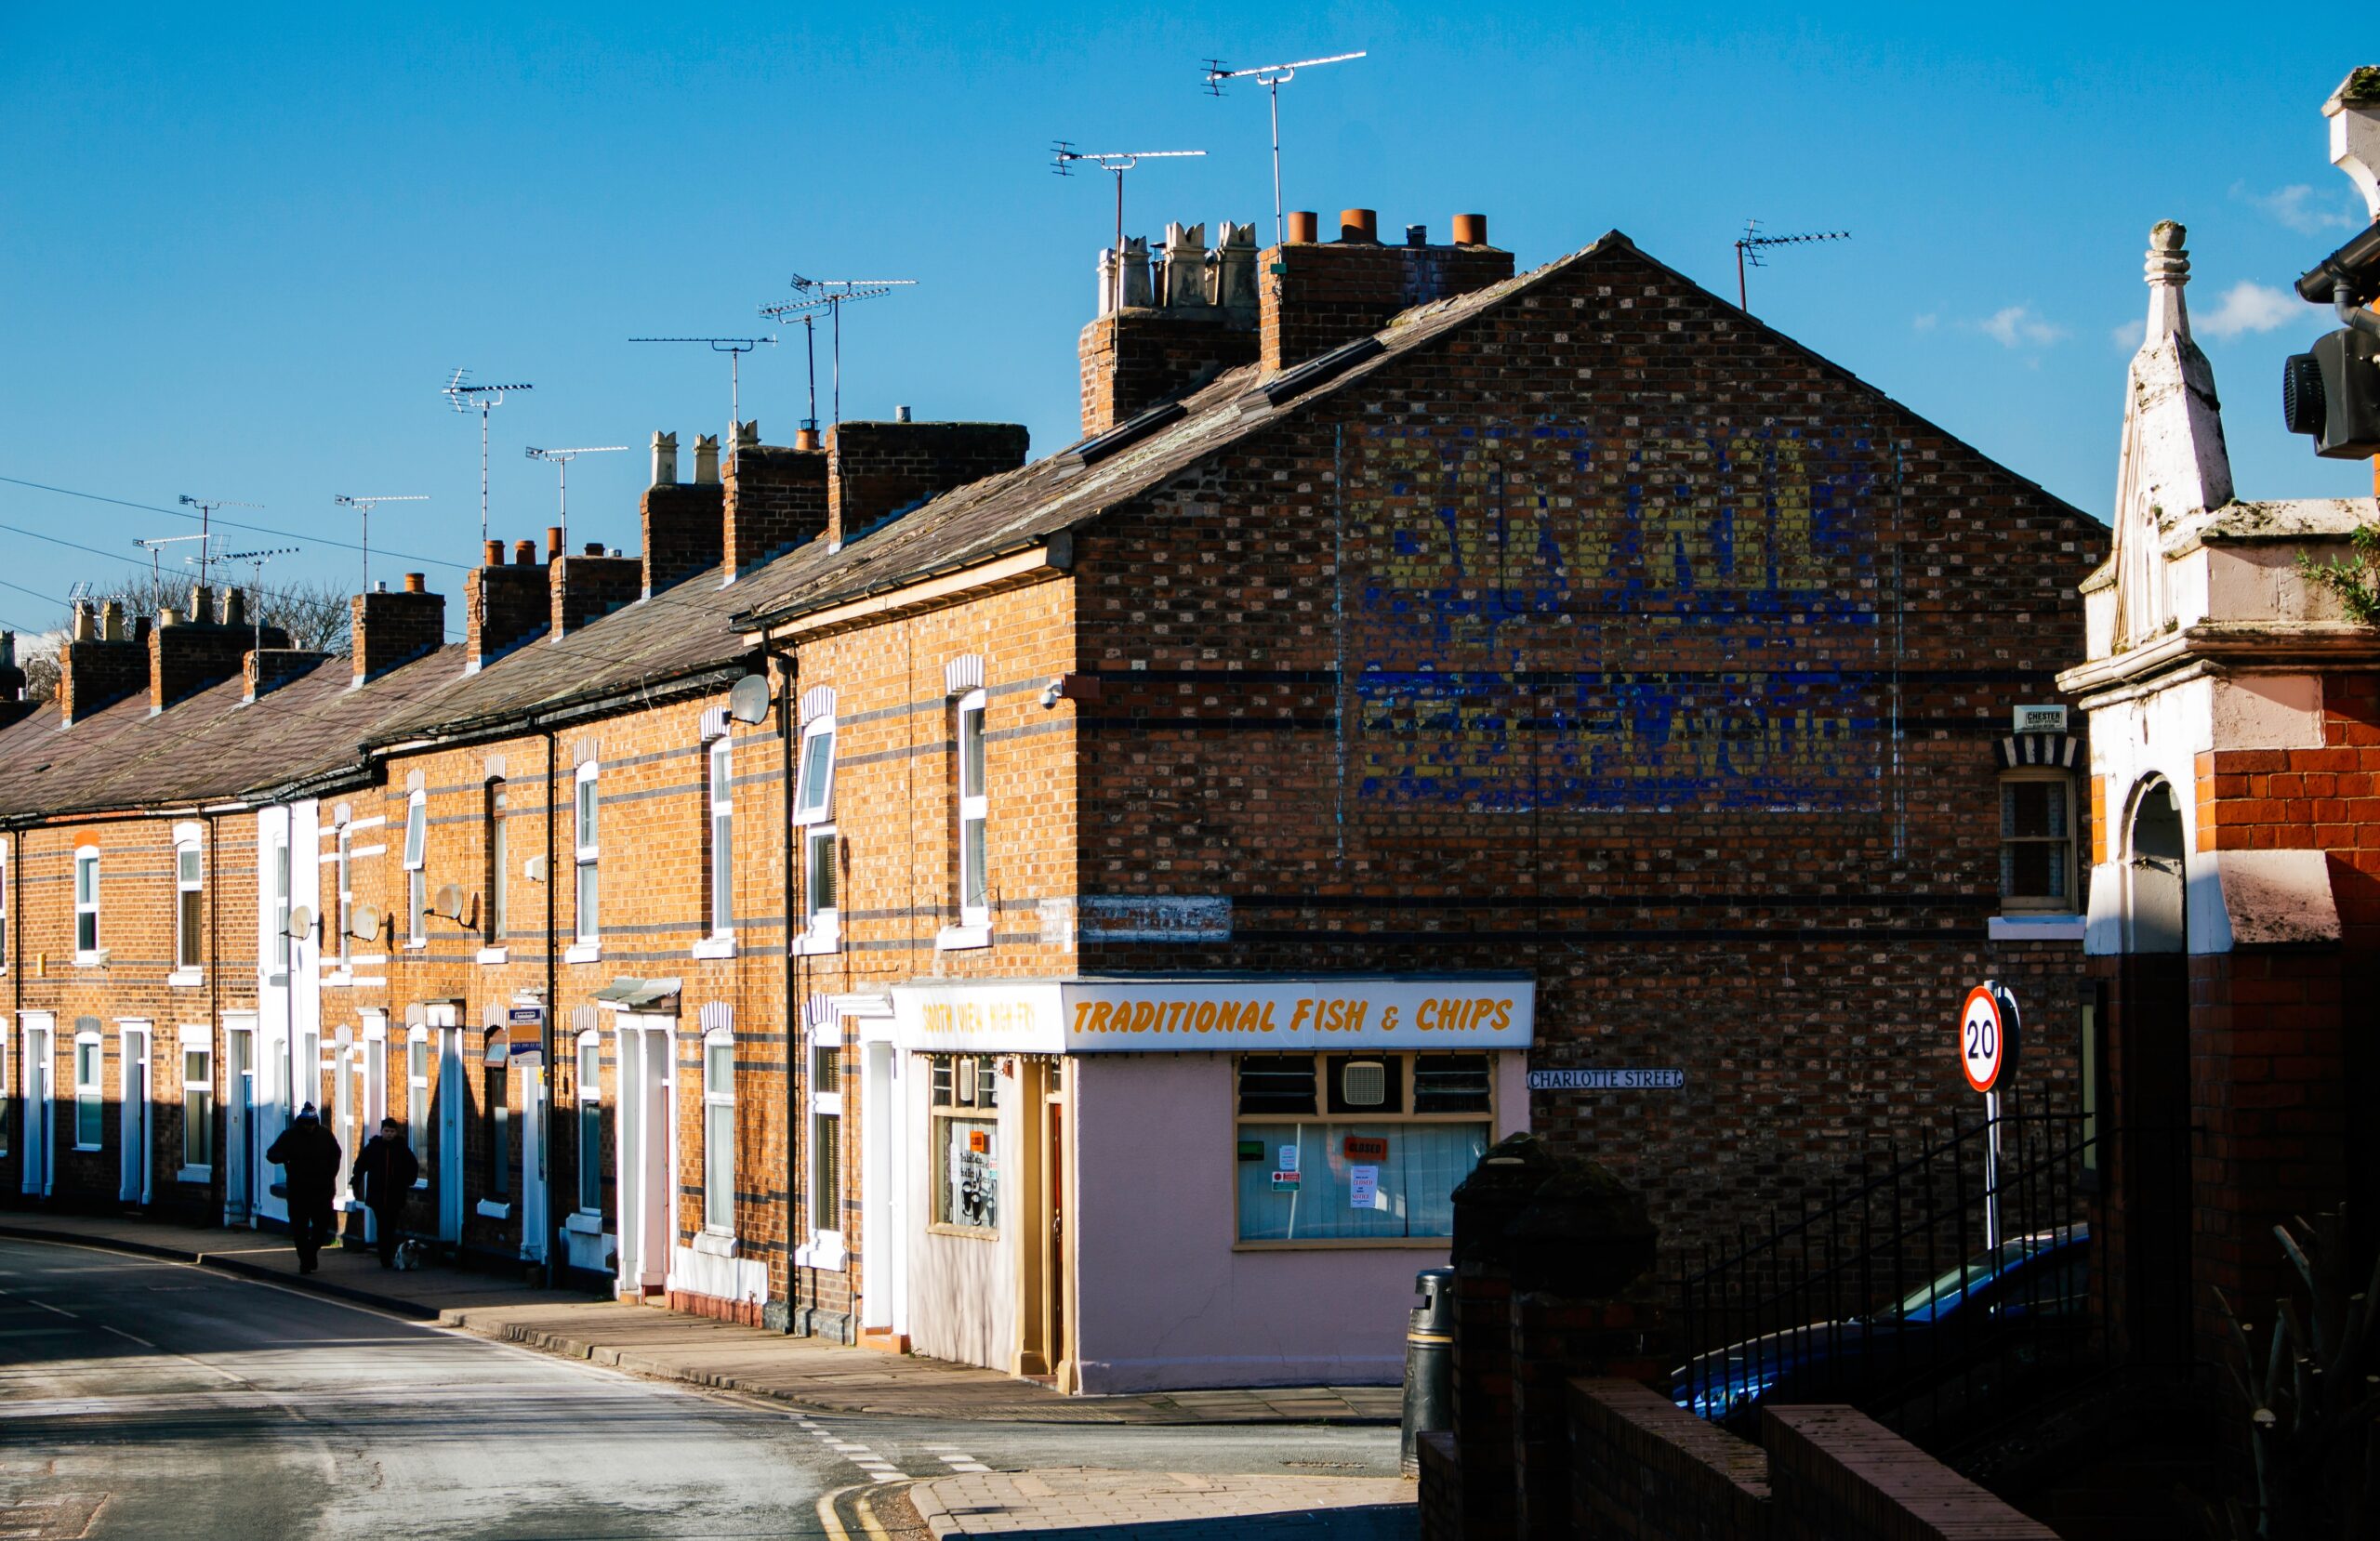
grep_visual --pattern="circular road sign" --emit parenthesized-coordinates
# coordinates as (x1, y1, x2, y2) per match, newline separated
(1959, 984, 2018, 1094)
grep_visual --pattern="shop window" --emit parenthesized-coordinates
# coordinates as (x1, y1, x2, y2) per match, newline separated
(703, 1030, 734, 1233)
(73, 1027, 103, 1150)
(1234, 1052, 1495, 1245)
(707, 738, 734, 939)
(928, 1054, 998, 1235)
(485, 780, 509, 947)
(574, 762, 601, 947)
(575, 1034, 603, 1214)
(403, 790, 428, 948)
(2000, 769, 2077, 913)
(483, 1032, 509, 1201)
(407, 1030, 430, 1187)
(181, 1032, 214, 1176)
(73, 847, 100, 958)
(175, 836, 205, 974)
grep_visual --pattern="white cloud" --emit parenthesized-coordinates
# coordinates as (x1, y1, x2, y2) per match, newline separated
(2231, 180, 2361, 235)
(1969, 305, 2067, 349)
(2110, 320, 2141, 352)
(1911, 312, 1938, 332)
(2197, 281, 2301, 339)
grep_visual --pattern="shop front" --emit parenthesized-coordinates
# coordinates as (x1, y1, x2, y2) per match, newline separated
(868, 973, 1533, 1394)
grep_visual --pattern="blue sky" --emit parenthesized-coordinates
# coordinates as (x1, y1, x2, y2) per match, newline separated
(1, 4, 2370, 638)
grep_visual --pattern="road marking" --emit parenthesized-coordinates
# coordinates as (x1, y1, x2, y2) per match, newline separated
(100, 1325, 155, 1349)
(20, 1299, 76, 1320)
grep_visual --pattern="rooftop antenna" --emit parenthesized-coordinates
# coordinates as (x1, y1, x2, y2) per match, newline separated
(1734, 219, 1850, 313)
(215, 547, 299, 659)
(522, 446, 628, 548)
(334, 494, 430, 592)
(132, 532, 218, 593)
(628, 337, 773, 456)
(443, 369, 535, 551)
(1201, 51, 1366, 251)
(760, 278, 916, 430)
(1052, 144, 1209, 270)
(175, 495, 262, 594)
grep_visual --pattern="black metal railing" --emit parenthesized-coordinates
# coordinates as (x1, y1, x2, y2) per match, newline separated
(1673, 1111, 2124, 1444)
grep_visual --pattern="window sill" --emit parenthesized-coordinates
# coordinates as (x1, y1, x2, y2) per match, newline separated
(403, 941, 428, 953)
(476, 946, 509, 966)
(178, 1165, 212, 1184)
(564, 943, 602, 965)
(796, 1231, 848, 1272)
(1987, 914, 2086, 942)
(476, 1200, 512, 1219)
(926, 1222, 1000, 1243)
(324, 968, 354, 989)
(73, 1143, 102, 1153)
(794, 926, 840, 957)
(936, 923, 991, 953)
(692, 1230, 738, 1258)
(73, 951, 109, 969)
(413, 1179, 430, 1191)
(692, 935, 737, 960)
(167, 968, 204, 989)
(564, 1210, 605, 1236)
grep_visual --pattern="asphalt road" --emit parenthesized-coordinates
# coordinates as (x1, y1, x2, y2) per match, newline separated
(0, 1237, 1401, 1539)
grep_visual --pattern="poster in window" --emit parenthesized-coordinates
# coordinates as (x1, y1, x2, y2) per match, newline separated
(946, 1118, 998, 1229)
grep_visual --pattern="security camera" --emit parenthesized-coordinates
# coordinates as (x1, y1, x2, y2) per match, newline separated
(1040, 678, 1064, 709)
(2281, 224, 2380, 458)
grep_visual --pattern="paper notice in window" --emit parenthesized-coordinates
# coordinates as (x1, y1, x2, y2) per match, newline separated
(1349, 1164, 1385, 1210)
(1277, 1144, 1299, 1172)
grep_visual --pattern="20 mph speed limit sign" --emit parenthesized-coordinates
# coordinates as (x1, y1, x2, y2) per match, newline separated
(1959, 983, 2020, 1094)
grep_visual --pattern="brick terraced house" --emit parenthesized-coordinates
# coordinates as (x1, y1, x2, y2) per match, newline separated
(0, 206, 2105, 1392)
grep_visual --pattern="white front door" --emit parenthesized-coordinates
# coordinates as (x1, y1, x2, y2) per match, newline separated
(862, 1039, 901, 1334)
(118, 1024, 152, 1205)
(612, 1017, 675, 1293)
(20, 1018, 52, 1196)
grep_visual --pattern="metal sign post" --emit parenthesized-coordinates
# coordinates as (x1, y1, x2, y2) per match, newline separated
(1959, 981, 2020, 1251)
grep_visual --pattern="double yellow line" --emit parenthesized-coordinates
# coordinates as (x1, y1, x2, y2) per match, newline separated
(815, 1481, 909, 1541)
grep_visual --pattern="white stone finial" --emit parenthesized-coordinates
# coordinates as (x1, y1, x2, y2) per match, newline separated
(2325, 67, 2380, 221)
(692, 433, 721, 484)
(1117, 236, 1152, 310)
(651, 430, 679, 487)
(2110, 220, 2234, 650)
(1159, 221, 1209, 309)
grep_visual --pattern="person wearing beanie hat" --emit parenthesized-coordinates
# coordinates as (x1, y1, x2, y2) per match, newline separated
(267, 1102, 343, 1272)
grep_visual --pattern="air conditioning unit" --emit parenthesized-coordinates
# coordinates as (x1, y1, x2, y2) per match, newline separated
(1340, 1059, 1388, 1109)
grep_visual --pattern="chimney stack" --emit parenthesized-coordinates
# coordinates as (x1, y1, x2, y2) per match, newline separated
(244, 647, 329, 701)
(722, 428, 829, 574)
(58, 620, 146, 727)
(550, 544, 642, 638)
(150, 586, 286, 713)
(352, 574, 445, 685)
(468, 539, 550, 670)
(826, 419, 1030, 547)
(547, 526, 564, 561)
(0, 632, 27, 730)
(1260, 206, 1513, 372)
(1078, 218, 1263, 437)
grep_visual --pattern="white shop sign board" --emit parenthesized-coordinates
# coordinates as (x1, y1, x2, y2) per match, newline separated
(890, 976, 1535, 1055)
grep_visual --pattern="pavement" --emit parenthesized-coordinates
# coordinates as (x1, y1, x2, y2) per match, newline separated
(891, 1469, 1417, 1538)
(0, 1210, 1400, 1426)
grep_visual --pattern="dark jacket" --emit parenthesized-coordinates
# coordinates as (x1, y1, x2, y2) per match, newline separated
(266, 1121, 343, 1206)
(350, 1134, 420, 1210)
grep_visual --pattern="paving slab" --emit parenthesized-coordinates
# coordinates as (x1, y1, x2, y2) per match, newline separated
(0, 1210, 1399, 1426)
(899, 1468, 1417, 1539)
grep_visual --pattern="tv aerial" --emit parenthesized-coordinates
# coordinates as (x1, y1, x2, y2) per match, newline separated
(443, 370, 534, 550)
(1053, 145, 1208, 265)
(132, 532, 218, 593)
(334, 494, 430, 592)
(1734, 220, 1849, 313)
(217, 546, 300, 655)
(1201, 51, 1366, 250)
(175, 495, 263, 594)
(628, 337, 773, 450)
(522, 445, 628, 547)
(759, 277, 916, 431)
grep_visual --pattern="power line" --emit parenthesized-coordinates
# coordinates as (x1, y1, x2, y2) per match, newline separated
(0, 475, 472, 570)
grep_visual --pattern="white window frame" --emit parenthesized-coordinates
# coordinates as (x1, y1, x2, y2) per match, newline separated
(406, 1025, 431, 1187)
(797, 1016, 846, 1271)
(172, 826, 205, 983)
(0, 836, 12, 976)
(701, 1026, 735, 1237)
(941, 688, 991, 950)
(796, 713, 840, 955)
(332, 824, 353, 974)
(481, 779, 509, 965)
(793, 713, 837, 824)
(73, 846, 101, 964)
(1996, 767, 2082, 920)
(403, 790, 429, 950)
(178, 1023, 214, 1181)
(575, 1031, 603, 1217)
(73, 1026, 103, 1151)
(926, 1052, 999, 1239)
(706, 737, 735, 942)
(270, 835, 293, 980)
(569, 761, 601, 960)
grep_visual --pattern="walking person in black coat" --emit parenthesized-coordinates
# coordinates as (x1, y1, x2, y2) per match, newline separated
(266, 1103, 342, 1273)
(350, 1117, 420, 1268)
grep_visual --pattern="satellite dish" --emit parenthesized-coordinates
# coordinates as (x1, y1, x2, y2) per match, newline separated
(433, 883, 465, 921)
(349, 902, 381, 942)
(286, 904, 313, 941)
(728, 673, 773, 724)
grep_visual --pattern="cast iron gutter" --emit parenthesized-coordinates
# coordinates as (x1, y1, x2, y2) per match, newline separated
(354, 661, 749, 763)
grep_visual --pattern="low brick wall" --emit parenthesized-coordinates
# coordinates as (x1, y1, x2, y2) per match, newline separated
(1552, 1380, 2059, 1541)
(1418, 1430, 1462, 1541)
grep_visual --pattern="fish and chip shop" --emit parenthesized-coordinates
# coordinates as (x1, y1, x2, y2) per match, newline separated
(854, 974, 1534, 1393)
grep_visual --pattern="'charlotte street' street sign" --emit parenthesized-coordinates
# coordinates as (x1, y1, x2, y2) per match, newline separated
(1527, 1068, 1687, 1091)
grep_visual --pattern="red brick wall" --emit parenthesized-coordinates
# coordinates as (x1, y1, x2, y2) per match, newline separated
(824, 422, 1030, 546)
(723, 444, 828, 573)
(1078, 311, 1258, 438)
(1261, 236, 1514, 370)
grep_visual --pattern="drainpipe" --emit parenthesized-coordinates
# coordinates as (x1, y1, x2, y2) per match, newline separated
(2335, 281, 2380, 339)
(769, 645, 800, 1334)
(207, 812, 221, 1221)
(544, 728, 560, 1279)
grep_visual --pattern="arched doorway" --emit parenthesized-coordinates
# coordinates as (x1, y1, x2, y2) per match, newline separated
(2118, 777, 2192, 1367)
